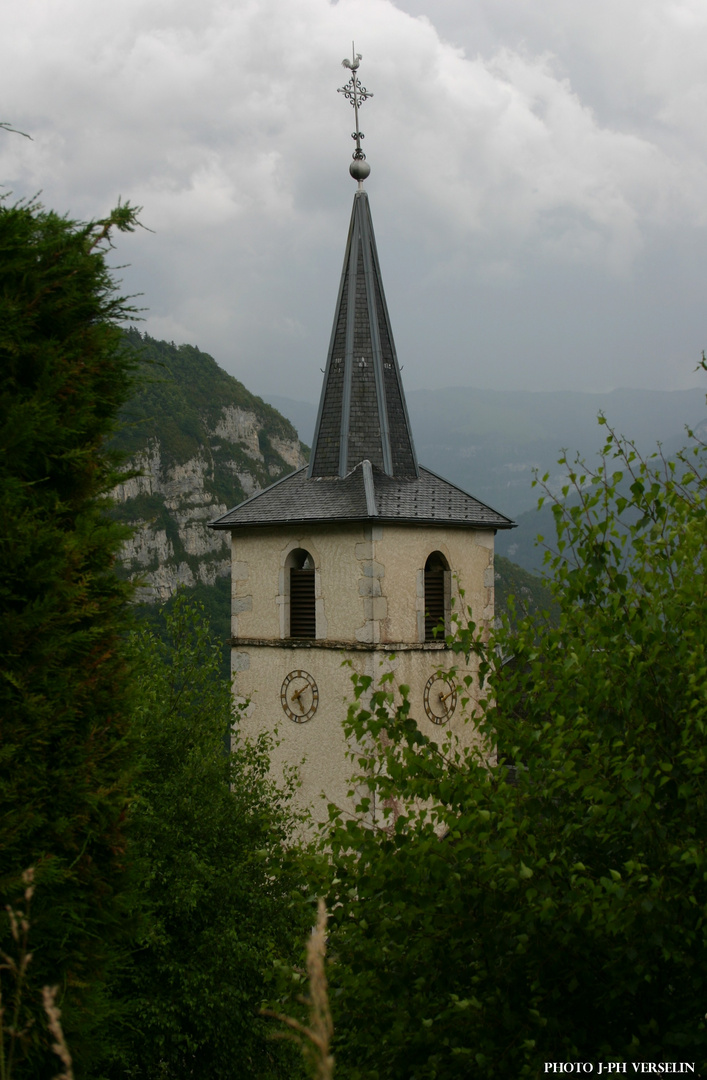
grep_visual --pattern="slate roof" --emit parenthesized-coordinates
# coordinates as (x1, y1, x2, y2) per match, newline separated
(210, 460, 514, 531)
(308, 190, 418, 479)
(209, 188, 515, 535)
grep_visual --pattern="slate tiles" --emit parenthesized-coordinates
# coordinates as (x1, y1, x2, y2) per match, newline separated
(210, 462, 514, 530)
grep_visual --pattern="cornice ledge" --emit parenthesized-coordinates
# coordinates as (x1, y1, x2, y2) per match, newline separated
(228, 637, 448, 652)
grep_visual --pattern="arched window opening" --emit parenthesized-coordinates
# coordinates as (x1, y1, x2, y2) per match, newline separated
(424, 552, 450, 642)
(288, 548, 316, 638)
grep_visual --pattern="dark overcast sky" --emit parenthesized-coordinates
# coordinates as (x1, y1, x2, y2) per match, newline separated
(2, 0, 706, 402)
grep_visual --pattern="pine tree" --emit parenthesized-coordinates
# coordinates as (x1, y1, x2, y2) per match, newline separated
(0, 197, 141, 1074)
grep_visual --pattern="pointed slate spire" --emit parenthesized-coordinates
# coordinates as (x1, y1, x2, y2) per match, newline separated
(308, 190, 419, 479)
(209, 51, 515, 537)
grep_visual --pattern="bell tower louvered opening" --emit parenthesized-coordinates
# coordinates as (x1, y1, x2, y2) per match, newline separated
(288, 549, 316, 639)
(424, 552, 450, 642)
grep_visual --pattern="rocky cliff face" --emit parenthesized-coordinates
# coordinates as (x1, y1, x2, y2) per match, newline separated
(111, 332, 307, 603)
(115, 423, 305, 602)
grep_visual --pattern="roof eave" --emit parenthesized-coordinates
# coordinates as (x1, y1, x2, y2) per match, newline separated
(418, 465, 516, 527)
(210, 513, 514, 532)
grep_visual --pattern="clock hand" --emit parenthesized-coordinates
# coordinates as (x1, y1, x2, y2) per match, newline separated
(292, 684, 309, 711)
(437, 687, 455, 713)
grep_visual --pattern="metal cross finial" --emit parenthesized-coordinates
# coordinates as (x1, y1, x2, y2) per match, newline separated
(338, 42, 373, 183)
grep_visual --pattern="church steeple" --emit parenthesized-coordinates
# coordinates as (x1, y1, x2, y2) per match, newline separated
(308, 190, 418, 479)
(211, 49, 513, 536)
(209, 48, 514, 829)
(309, 49, 417, 480)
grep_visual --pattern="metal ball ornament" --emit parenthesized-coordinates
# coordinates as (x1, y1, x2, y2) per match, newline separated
(350, 158, 371, 181)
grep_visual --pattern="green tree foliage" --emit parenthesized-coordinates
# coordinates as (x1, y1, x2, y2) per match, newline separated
(109, 330, 309, 679)
(0, 198, 141, 1074)
(105, 596, 309, 1079)
(322, 408, 707, 1076)
(492, 553, 558, 628)
(113, 329, 302, 479)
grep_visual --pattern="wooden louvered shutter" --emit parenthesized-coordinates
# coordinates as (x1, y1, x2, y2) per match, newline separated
(290, 569, 316, 638)
(424, 570, 445, 641)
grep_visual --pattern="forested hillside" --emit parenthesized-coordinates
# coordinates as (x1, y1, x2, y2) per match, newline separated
(493, 554, 556, 624)
(110, 331, 308, 630)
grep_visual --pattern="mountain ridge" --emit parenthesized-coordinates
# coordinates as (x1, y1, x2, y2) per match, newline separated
(268, 384, 705, 517)
(111, 331, 309, 603)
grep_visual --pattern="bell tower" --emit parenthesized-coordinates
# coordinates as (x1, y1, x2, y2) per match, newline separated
(209, 52, 514, 823)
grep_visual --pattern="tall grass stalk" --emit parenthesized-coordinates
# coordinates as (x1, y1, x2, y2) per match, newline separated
(0, 869, 35, 1080)
(264, 898, 334, 1080)
(41, 987, 73, 1080)
(0, 869, 74, 1080)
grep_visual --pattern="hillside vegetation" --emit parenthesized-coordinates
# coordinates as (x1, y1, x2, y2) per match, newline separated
(493, 554, 557, 625)
(109, 331, 307, 617)
(114, 330, 306, 479)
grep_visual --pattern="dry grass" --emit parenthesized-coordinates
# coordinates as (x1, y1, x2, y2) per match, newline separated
(0, 869, 74, 1080)
(41, 987, 73, 1080)
(1, 868, 36, 1080)
(263, 897, 334, 1080)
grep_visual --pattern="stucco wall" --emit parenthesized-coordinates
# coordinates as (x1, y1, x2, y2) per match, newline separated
(233, 641, 487, 823)
(229, 521, 494, 823)
(229, 522, 494, 644)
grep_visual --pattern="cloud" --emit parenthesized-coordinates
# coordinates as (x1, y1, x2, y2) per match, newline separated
(6, 0, 682, 253)
(1, 0, 706, 398)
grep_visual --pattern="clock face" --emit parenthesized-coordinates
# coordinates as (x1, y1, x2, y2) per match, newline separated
(280, 670, 319, 723)
(423, 673, 457, 725)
